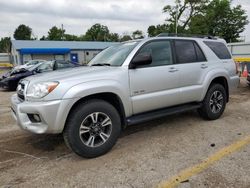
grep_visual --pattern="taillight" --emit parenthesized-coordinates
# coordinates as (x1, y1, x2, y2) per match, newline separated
(234, 60, 239, 75)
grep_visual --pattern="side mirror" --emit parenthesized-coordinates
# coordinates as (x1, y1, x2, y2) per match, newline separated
(129, 52, 152, 69)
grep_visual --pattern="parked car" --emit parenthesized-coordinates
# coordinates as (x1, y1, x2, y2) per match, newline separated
(0, 60, 80, 90)
(11, 36, 239, 158)
(13, 59, 47, 71)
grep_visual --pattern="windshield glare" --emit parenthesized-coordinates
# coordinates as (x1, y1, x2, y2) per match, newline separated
(89, 41, 139, 66)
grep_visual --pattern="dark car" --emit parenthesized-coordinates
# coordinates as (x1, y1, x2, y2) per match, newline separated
(0, 60, 80, 91)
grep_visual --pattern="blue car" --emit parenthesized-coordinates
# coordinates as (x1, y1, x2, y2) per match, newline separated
(0, 60, 80, 91)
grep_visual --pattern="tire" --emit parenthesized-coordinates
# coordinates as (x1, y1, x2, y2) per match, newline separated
(63, 99, 121, 158)
(198, 84, 227, 120)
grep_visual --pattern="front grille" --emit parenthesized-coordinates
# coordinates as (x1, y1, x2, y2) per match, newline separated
(18, 92, 25, 100)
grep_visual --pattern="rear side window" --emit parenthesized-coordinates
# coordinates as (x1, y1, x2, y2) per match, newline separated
(204, 41, 231, 59)
(175, 40, 206, 64)
(194, 42, 206, 62)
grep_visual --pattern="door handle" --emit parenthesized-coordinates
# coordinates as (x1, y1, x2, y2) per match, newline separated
(169, 67, 178, 72)
(201, 64, 208, 69)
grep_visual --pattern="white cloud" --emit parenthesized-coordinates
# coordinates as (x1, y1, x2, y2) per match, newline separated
(0, 0, 249, 41)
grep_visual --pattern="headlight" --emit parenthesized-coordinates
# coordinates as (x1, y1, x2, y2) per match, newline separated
(26, 81, 59, 99)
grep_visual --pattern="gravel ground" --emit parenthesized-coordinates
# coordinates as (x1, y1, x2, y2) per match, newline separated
(0, 79, 249, 188)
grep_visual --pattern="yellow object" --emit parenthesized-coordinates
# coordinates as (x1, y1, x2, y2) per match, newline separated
(157, 135, 250, 188)
(234, 57, 250, 62)
(0, 63, 13, 68)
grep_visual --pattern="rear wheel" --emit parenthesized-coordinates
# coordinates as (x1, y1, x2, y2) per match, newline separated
(63, 99, 121, 158)
(198, 84, 227, 120)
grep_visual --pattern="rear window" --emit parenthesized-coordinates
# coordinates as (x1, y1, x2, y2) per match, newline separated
(175, 40, 206, 64)
(204, 41, 231, 59)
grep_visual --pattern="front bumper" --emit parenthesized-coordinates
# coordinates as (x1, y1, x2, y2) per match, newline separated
(11, 94, 76, 134)
(0, 79, 8, 88)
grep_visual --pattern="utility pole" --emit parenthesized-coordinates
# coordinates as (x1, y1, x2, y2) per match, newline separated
(61, 24, 64, 40)
(175, 0, 179, 35)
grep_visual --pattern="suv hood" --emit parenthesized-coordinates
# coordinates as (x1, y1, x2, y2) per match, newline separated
(24, 66, 123, 85)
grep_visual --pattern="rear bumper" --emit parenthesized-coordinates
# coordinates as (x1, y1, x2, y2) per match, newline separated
(247, 74, 250, 84)
(229, 75, 240, 92)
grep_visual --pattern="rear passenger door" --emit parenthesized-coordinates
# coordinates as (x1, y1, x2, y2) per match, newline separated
(174, 40, 209, 103)
(129, 40, 181, 114)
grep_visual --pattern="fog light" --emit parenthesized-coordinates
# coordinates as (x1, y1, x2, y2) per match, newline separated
(33, 114, 41, 122)
(28, 114, 41, 123)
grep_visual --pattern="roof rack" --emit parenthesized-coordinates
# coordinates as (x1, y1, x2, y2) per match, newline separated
(157, 33, 217, 40)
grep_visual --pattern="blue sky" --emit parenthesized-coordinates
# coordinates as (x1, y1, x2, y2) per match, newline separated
(0, 0, 249, 41)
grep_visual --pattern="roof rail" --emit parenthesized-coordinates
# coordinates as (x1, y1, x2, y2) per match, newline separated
(157, 33, 217, 40)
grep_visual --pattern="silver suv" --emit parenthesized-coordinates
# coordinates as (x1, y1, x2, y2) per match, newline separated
(11, 36, 239, 158)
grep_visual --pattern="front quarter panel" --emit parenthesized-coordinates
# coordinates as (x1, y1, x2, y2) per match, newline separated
(62, 79, 132, 117)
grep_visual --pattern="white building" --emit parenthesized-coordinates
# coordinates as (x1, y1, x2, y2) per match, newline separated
(11, 40, 117, 65)
(228, 42, 250, 61)
(0, 53, 10, 63)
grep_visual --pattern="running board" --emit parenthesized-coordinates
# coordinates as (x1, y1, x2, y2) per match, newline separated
(126, 103, 202, 126)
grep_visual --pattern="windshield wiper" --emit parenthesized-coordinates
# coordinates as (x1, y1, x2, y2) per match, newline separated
(91, 63, 111, 66)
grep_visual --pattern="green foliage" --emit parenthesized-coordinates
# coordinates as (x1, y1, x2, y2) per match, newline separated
(64, 34, 81, 41)
(40, 36, 47, 40)
(108, 33, 119, 42)
(132, 30, 144, 39)
(84, 24, 110, 41)
(13, 24, 32, 40)
(188, 0, 249, 42)
(47, 26, 65, 41)
(40, 24, 128, 42)
(0, 37, 11, 53)
(149, 0, 248, 42)
(148, 24, 170, 37)
(120, 35, 132, 42)
(163, 0, 208, 33)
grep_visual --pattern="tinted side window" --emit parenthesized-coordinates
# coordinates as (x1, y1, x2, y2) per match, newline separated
(175, 40, 197, 63)
(135, 40, 173, 67)
(204, 41, 231, 59)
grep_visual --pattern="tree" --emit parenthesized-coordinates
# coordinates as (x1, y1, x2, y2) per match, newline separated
(13, 24, 32, 40)
(108, 33, 119, 42)
(147, 24, 170, 37)
(84, 24, 110, 41)
(0, 37, 11, 53)
(120, 35, 132, 42)
(132, 30, 144, 39)
(163, 0, 208, 33)
(40, 36, 47, 40)
(189, 0, 249, 42)
(47, 26, 65, 41)
(64, 34, 80, 41)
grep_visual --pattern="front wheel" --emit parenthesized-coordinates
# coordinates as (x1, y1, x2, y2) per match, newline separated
(63, 99, 121, 158)
(198, 84, 227, 120)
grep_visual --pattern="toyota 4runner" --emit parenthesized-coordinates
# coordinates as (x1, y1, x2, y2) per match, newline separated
(11, 36, 239, 158)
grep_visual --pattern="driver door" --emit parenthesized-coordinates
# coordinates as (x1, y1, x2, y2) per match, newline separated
(129, 40, 181, 114)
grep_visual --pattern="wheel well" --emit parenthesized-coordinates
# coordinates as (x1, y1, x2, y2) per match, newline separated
(210, 77, 229, 102)
(66, 93, 127, 129)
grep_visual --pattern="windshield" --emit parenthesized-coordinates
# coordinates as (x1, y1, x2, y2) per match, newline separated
(89, 41, 139, 66)
(28, 61, 53, 72)
(35, 61, 54, 72)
